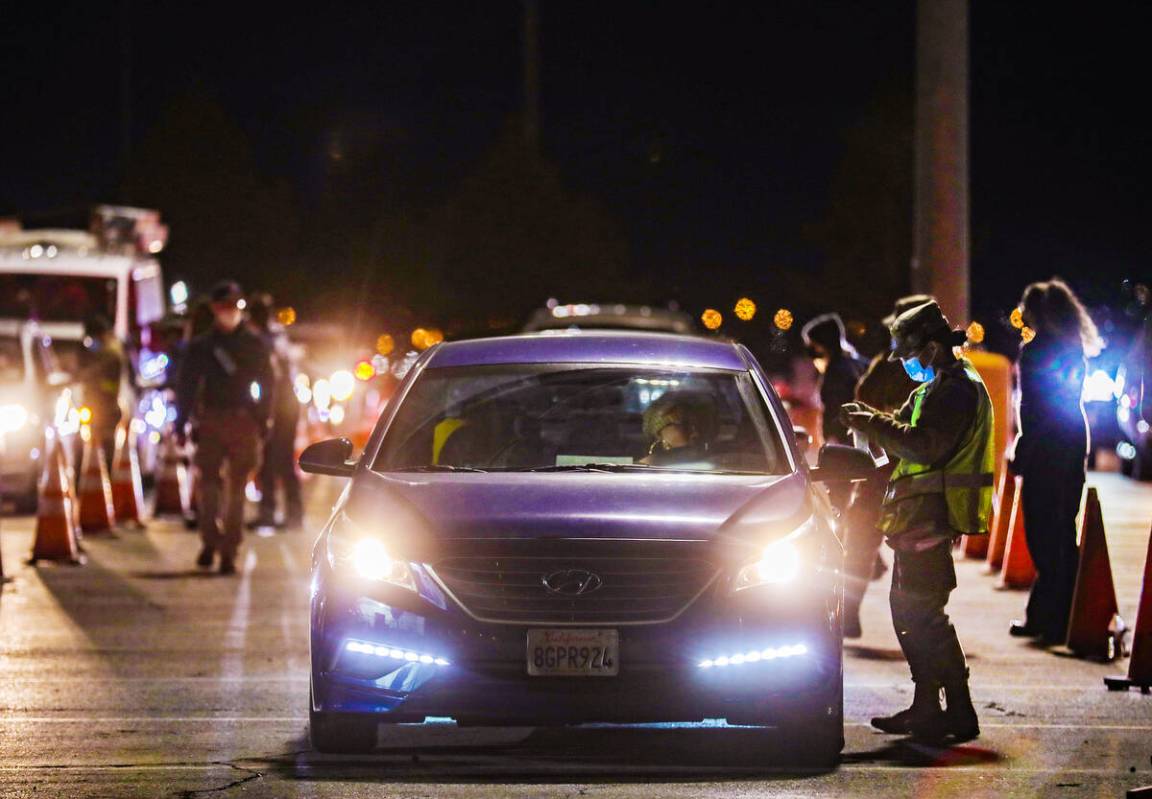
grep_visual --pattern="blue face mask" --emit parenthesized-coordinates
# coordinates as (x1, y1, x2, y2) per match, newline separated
(901, 356, 936, 383)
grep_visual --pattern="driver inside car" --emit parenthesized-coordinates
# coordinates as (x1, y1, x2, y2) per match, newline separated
(641, 391, 718, 466)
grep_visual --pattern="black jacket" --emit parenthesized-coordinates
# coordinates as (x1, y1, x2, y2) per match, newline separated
(174, 325, 274, 431)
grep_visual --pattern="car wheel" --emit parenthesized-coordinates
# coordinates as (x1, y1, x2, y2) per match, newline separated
(308, 687, 378, 754)
(773, 681, 844, 767)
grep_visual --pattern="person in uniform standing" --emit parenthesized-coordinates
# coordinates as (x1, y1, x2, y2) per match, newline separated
(840, 300, 994, 742)
(246, 293, 303, 531)
(78, 314, 126, 468)
(839, 295, 925, 637)
(174, 282, 273, 575)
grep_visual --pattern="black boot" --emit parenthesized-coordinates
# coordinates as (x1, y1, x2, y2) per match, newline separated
(196, 546, 215, 568)
(908, 681, 980, 743)
(871, 682, 943, 734)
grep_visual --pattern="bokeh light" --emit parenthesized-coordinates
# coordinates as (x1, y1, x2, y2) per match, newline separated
(276, 307, 297, 326)
(1010, 308, 1024, 329)
(734, 297, 757, 321)
(330, 370, 355, 402)
(701, 309, 723, 330)
(773, 308, 794, 331)
(1021, 325, 1036, 344)
(354, 360, 375, 381)
(966, 321, 985, 344)
(376, 334, 395, 356)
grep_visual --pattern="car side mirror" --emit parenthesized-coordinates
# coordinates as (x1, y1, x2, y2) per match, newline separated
(809, 443, 875, 483)
(792, 426, 812, 455)
(299, 437, 357, 477)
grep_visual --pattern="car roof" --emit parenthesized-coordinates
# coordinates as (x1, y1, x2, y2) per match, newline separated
(424, 331, 750, 371)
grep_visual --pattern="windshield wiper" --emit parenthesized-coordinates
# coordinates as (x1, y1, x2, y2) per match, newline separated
(394, 464, 489, 473)
(515, 464, 620, 472)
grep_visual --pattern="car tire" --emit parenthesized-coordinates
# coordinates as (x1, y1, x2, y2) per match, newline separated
(308, 688, 378, 754)
(771, 680, 844, 767)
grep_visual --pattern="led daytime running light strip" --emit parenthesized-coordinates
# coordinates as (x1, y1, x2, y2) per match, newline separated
(698, 643, 807, 669)
(346, 640, 450, 667)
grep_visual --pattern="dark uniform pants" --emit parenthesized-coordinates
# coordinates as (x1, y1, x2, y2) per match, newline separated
(890, 540, 969, 687)
(1022, 461, 1084, 642)
(257, 414, 302, 524)
(194, 410, 261, 559)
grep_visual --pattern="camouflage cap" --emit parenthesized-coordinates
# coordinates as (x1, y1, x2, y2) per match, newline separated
(881, 293, 934, 328)
(888, 299, 955, 361)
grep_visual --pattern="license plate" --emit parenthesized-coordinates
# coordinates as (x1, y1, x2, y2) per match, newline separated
(526, 629, 619, 677)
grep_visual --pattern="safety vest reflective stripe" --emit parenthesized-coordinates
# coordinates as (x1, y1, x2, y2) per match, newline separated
(885, 470, 995, 502)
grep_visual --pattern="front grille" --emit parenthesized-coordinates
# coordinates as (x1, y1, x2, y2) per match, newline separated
(428, 539, 719, 625)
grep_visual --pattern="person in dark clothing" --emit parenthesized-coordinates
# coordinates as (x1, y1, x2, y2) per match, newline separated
(842, 299, 994, 743)
(77, 314, 126, 468)
(246, 293, 303, 530)
(840, 295, 926, 637)
(801, 312, 868, 446)
(173, 281, 274, 575)
(802, 312, 867, 511)
(1008, 279, 1101, 644)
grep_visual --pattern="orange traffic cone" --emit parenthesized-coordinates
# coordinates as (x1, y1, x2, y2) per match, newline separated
(28, 436, 84, 564)
(964, 470, 1006, 559)
(985, 474, 1019, 573)
(110, 424, 147, 529)
(77, 428, 116, 535)
(153, 433, 190, 517)
(997, 477, 1036, 590)
(1105, 521, 1152, 693)
(1065, 487, 1126, 660)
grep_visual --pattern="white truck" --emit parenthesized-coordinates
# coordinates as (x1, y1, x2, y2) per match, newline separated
(0, 206, 171, 494)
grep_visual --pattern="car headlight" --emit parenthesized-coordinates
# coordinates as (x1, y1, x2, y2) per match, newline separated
(732, 518, 817, 591)
(326, 512, 417, 591)
(0, 403, 29, 434)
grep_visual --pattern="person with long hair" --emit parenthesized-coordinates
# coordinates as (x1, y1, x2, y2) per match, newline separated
(1009, 278, 1103, 644)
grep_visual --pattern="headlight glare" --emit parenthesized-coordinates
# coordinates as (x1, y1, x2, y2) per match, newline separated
(327, 513, 417, 591)
(0, 403, 29, 434)
(733, 538, 803, 591)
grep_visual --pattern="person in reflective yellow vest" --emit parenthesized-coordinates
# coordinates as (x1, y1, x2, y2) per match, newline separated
(841, 299, 994, 743)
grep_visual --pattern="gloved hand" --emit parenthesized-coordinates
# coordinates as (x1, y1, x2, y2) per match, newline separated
(838, 401, 877, 431)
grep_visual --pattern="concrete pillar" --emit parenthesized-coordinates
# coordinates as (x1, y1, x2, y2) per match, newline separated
(912, 0, 969, 324)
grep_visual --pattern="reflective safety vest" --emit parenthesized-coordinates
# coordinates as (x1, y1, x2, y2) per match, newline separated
(878, 359, 996, 536)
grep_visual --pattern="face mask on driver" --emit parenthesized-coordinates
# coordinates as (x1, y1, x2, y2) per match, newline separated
(901, 354, 936, 383)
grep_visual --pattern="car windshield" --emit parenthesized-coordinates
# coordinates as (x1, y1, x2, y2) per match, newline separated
(0, 337, 22, 381)
(374, 364, 789, 474)
(0, 274, 117, 323)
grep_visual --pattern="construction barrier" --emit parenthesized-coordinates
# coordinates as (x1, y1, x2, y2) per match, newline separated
(28, 436, 84, 565)
(153, 434, 190, 518)
(77, 429, 116, 535)
(1106, 520, 1152, 693)
(1064, 487, 1125, 660)
(985, 474, 1020, 573)
(110, 425, 147, 529)
(997, 477, 1036, 590)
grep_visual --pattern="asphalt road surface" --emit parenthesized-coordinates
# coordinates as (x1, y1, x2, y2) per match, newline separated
(2, 471, 1151, 798)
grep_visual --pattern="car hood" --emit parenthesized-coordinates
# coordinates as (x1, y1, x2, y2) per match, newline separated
(344, 470, 812, 555)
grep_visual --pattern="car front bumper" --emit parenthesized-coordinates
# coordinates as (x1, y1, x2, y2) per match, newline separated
(310, 553, 843, 725)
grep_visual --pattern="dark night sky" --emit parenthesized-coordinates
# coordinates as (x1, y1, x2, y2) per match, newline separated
(2, 1, 1149, 342)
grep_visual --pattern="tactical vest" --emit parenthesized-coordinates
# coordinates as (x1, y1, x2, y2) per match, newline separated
(878, 359, 996, 536)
